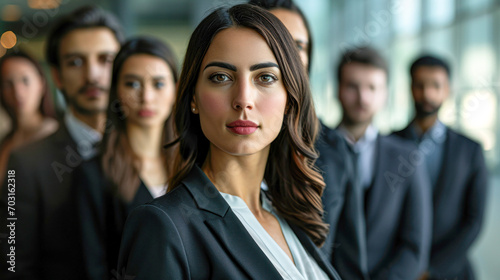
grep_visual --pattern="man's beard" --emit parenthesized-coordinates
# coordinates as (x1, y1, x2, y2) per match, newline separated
(414, 101, 441, 118)
(342, 111, 373, 127)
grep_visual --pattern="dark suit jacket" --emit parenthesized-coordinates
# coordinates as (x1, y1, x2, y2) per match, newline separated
(393, 125, 488, 280)
(316, 123, 368, 279)
(118, 165, 341, 280)
(0, 124, 86, 280)
(74, 157, 154, 280)
(317, 124, 432, 280)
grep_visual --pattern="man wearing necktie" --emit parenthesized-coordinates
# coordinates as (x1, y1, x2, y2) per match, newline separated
(317, 46, 432, 280)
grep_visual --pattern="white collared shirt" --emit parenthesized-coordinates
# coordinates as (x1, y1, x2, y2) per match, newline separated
(64, 111, 102, 160)
(220, 191, 329, 280)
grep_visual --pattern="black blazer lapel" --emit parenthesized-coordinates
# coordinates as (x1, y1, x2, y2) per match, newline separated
(182, 166, 283, 279)
(131, 181, 154, 209)
(205, 216, 283, 280)
(393, 123, 415, 140)
(52, 122, 78, 148)
(289, 223, 342, 280)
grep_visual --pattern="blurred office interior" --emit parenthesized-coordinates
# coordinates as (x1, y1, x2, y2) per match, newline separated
(0, 0, 499, 278)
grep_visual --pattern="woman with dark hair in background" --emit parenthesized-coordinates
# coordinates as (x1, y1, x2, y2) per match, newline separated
(0, 50, 58, 185)
(74, 36, 178, 279)
(118, 4, 340, 279)
(249, 0, 313, 72)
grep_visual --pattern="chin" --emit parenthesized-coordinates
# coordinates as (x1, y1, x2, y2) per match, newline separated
(346, 116, 371, 126)
(75, 105, 107, 115)
(217, 141, 270, 157)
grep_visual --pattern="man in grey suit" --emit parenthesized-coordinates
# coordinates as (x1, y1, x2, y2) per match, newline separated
(0, 6, 123, 279)
(393, 55, 489, 280)
(317, 46, 432, 279)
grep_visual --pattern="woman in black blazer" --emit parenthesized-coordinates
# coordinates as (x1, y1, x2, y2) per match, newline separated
(74, 36, 179, 279)
(118, 4, 341, 279)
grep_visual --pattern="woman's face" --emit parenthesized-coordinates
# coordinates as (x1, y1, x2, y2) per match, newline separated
(270, 8, 309, 70)
(1, 57, 45, 117)
(193, 27, 287, 157)
(117, 54, 176, 129)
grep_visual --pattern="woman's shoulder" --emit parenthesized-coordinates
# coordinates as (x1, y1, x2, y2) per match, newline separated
(123, 184, 203, 243)
(141, 183, 201, 219)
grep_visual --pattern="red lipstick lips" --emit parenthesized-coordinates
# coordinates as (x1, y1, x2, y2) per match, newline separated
(227, 120, 258, 135)
(138, 109, 155, 117)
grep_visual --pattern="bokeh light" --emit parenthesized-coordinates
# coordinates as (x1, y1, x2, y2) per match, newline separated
(1, 31, 17, 49)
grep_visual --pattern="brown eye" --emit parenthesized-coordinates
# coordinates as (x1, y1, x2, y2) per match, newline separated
(209, 73, 231, 83)
(154, 81, 165, 89)
(258, 74, 277, 84)
(295, 40, 308, 52)
(125, 81, 141, 90)
(101, 55, 114, 64)
(67, 58, 83, 67)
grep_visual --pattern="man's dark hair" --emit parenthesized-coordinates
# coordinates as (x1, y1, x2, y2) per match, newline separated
(46, 5, 125, 68)
(336, 46, 388, 84)
(410, 55, 451, 80)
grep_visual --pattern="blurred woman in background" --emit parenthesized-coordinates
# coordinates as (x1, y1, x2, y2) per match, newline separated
(0, 50, 58, 184)
(74, 36, 178, 279)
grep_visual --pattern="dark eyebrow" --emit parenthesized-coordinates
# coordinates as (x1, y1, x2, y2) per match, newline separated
(204, 62, 237, 71)
(100, 51, 117, 56)
(122, 74, 167, 80)
(122, 74, 141, 80)
(62, 51, 116, 59)
(249, 62, 279, 71)
(62, 53, 83, 60)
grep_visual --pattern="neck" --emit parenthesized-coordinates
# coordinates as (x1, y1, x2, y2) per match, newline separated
(70, 107, 106, 133)
(340, 119, 371, 142)
(16, 112, 44, 131)
(414, 114, 438, 134)
(202, 145, 269, 213)
(127, 122, 164, 160)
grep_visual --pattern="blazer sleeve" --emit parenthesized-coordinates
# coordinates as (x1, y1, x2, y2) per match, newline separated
(429, 144, 489, 274)
(0, 152, 42, 279)
(374, 164, 432, 280)
(117, 204, 190, 279)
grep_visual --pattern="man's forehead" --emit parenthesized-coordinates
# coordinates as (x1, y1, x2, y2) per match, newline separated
(59, 27, 119, 55)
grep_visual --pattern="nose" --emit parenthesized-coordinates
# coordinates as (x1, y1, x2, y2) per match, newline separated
(232, 79, 255, 111)
(139, 83, 155, 104)
(12, 81, 24, 103)
(358, 88, 371, 106)
(422, 85, 434, 99)
(85, 58, 100, 83)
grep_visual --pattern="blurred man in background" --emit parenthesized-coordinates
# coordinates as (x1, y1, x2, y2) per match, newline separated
(318, 46, 432, 279)
(249, 0, 312, 72)
(393, 55, 488, 280)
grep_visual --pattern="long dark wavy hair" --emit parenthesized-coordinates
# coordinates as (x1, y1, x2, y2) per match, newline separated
(102, 36, 178, 202)
(168, 4, 327, 246)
